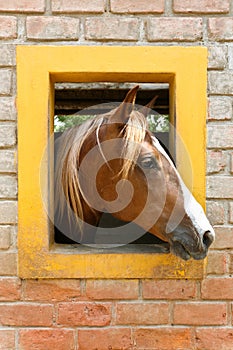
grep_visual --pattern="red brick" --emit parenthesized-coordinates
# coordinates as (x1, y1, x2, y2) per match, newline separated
(0, 151, 17, 173)
(26, 16, 80, 40)
(211, 226, 233, 249)
(116, 302, 169, 325)
(207, 150, 227, 174)
(147, 18, 203, 42)
(208, 96, 232, 121)
(0, 16, 17, 39)
(85, 17, 139, 41)
(135, 327, 192, 350)
(86, 279, 138, 300)
(0, 233, 11, 249)
(0, 303, 53, 326)
(0, 0, 45, 12)
(52, 0, 104, 13)
(229, 254, 233, 273)
(23, 279, 81, 301)
(0, 125, 16, 148)
(229, 202, 233, 223)
(57, 302, 111, 326)
(111, 0, 164, 13)
(0, 201, 17, 224)
(0, 69, 12, 95)
(0, 150, 15, 176)
(0, 329, 15, 350)
(173, 0, 230, 13)
(207, 251, 227, 275)
(0, 277, 21, 301)
(209, 72, 233, 94)
(207, 177, 233, 199)
(0, 253, 17, 275)
(195, 328, 233, 350)
(0, 175, 17, 199)
(208, 45, 227, 69)
(173, 302, 227, 325)
(0, 97, 16, 121)
(206, 200, 225, 225)
(0, 44, 16, 67)
(229, 47, 233, 70)
(208, 17, 233, 41)
(202, 277, 233, 299)
(78, 328, 132, 350)
(208, 125, 233, 149)
(19, 329, 75, 350)
(0, 226, 12, 249)
(142, 279, 197, 300)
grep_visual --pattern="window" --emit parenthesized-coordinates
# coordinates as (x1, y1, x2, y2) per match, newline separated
(18, 46, 207, 278)
(54, 82, 170, 246)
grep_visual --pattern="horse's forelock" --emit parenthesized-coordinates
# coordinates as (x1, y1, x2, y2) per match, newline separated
(121, 110, 147, 178)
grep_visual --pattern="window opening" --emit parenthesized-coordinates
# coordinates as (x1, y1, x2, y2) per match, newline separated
(54, 82, 171, 247)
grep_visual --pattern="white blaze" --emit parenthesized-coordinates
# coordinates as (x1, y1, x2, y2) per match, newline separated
(152, 137, 215, 240)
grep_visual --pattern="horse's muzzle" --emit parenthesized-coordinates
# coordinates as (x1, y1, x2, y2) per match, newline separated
(170, 229, 215, 261)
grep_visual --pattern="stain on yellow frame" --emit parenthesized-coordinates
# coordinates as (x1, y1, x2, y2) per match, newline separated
(17, 46, 207, 278)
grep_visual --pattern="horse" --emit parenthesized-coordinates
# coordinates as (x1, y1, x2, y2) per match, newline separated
(54, 85, 215, 260)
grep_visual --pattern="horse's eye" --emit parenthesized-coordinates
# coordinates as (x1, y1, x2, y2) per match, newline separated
(140, 157, 158, 170)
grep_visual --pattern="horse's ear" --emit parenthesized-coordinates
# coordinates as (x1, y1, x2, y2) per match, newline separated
(113, 85, 139, 123)
(139, 95, 159, 117)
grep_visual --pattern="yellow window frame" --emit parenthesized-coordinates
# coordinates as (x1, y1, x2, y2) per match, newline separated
(17, 46, 207, 279)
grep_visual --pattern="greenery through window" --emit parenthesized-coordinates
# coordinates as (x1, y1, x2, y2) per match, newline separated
(54, 112, 169, 133)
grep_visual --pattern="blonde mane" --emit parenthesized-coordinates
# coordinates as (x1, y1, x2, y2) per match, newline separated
(55, 108, 147, 233)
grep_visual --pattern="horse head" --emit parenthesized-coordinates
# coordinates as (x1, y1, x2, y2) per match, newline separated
(55, 86, 215, 260)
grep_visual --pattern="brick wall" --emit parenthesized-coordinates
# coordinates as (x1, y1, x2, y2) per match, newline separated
(0, 0, 233, 349)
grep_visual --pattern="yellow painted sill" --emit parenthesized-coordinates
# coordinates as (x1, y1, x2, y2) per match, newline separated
(17, 46, 207, 279)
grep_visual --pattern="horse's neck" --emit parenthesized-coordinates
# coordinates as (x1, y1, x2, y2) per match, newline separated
(82, 201, 101, 226)
(55, 203, 101, 244)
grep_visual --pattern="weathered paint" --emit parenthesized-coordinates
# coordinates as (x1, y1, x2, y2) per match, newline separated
(17, 46, 207, 278)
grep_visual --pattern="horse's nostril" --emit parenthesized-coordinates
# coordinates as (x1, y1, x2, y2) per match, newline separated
(203, 230, 214, 249)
